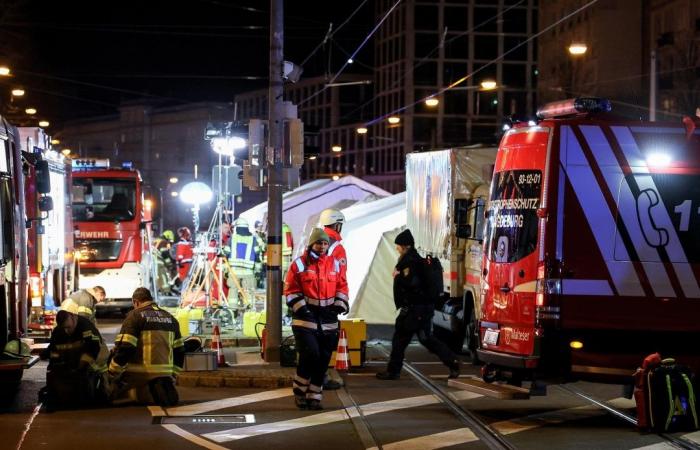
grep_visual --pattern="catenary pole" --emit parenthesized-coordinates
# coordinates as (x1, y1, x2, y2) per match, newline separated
(265, 0, 283, 362)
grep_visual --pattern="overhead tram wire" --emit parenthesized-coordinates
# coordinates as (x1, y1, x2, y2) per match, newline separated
(299, 0, 370, 67)
(339, 0, 527, 122)
(362, 0, 600, 127)
(299, 0, 402, 107)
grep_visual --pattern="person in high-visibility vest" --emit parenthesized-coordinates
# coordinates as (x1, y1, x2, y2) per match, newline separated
(253, 220, 266, 289)
(282, 222, 294, 274)
(229, 218, 257, 305)
(61, 286, 106, 324)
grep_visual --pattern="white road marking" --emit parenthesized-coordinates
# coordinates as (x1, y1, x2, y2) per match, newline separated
(629, 444, 676, 450)
(162, 424, 231, 450)
(16, 403, 42, 450)
(166, 388, 290, 416)
(367, 427, 479, 450)
(148, 405, 166, 416)
(204, 394, 441, 443)
(448, 390, 483, 401)
(682, 430, 700, 444)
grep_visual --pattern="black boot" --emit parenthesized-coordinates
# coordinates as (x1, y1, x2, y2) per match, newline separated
(306, 399, 323, 410)
(294, 395, 308, 410)
(447, 360, 460, 379)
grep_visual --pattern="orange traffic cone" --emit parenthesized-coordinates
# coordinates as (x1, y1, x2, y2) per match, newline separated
(335, 328, 350, 372)
(211, 324, 226, 367)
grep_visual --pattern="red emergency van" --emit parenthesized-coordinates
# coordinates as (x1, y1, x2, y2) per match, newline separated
(478, 98, 700, 384)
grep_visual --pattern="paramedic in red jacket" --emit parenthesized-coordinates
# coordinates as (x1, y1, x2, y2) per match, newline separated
(284, 228, 349, 410)
(173, 227, 194, 283)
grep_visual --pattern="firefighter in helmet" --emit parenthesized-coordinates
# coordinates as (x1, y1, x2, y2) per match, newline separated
(228, 218, 258, 306)
(318, 208, 347, 390)
(284, 228, 349, 410)
(107, 287, 184, 406)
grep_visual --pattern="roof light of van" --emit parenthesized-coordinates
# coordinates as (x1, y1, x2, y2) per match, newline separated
(502, 124, 511, 131)
(528, 120, 537, 126)
(536, 97, 612, 119)
(646, 153, 672, 168)
(121, 161, 134, 169)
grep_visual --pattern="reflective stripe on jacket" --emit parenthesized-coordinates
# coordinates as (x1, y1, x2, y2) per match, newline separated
(110, 301, 185, 381)
(48, 315, 108, 373)
(284, 252, 349, 329)
(62, 289, 98, 323)
(324, 227, 347, 269)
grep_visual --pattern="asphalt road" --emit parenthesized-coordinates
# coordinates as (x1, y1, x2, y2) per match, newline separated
(3, 324, 700, 450)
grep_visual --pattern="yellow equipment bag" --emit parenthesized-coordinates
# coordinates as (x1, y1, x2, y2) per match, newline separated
(330, 319, 367, 368)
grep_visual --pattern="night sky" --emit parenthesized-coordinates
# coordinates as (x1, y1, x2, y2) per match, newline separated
(0, 0, 373, 125)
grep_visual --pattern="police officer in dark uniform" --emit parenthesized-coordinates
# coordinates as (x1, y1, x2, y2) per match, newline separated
(376, 229, 460, 380)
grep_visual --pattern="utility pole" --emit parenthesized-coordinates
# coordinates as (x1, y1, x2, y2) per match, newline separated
(265, 0, 284, 362)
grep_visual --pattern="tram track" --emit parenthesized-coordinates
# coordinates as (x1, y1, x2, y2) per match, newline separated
(559, 384, 700, 450)
(375, 345, 516, 450)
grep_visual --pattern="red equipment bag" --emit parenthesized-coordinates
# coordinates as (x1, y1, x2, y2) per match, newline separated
(634, 352, 662, 430)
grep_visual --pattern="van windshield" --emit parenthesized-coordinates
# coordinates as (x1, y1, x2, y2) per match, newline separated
(484, 170, 542, 263)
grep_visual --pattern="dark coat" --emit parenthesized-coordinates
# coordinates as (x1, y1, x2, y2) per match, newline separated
(393, 248, 429, 309)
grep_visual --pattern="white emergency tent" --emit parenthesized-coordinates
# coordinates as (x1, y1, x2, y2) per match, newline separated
(350, 227, 404, 324)
(295, 192, 407, 324)
(238, 175, 390, 246)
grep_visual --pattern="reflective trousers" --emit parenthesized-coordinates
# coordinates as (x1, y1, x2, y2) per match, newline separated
(387, 305, 457, 375)
(292, 326, 339, 401)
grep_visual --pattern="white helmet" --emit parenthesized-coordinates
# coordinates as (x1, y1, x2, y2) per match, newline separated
(234, 217, 250, 229)
(319, 208, 345, 226)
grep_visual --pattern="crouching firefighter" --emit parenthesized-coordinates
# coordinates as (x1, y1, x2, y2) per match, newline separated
(107, 287, 184, 407)
(39, 310, 109, 410)
(284, 228, 349, 410)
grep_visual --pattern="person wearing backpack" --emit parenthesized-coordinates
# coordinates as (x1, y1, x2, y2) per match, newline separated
(376, 229, 460, 380)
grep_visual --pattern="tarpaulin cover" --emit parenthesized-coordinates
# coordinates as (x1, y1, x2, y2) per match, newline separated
(406, 147, 497, 258)
(350, 227, 404, 324)
(238, 175, 390, 247)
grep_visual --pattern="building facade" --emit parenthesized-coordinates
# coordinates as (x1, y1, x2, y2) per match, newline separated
(649, 0, 700, 119)
(58, 101, 264, 232)
(538, 0, 646, 117)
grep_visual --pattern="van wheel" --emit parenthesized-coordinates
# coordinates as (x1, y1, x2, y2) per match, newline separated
(464, 308, 481, 365)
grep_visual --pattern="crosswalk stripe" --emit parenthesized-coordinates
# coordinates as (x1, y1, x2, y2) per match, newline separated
(203, 394, 440, 443)
(162, 424, 230, 450)
(368, 427, 479, 450)
(629, 444, 676, 450)
(682, 430, 700, 444)
(166, 388, 290, 416)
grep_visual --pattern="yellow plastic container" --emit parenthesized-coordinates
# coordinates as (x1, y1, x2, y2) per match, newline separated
(243, 311, 267, 338)
(330, 318, 367, 368)
(175, 307, 205, 337)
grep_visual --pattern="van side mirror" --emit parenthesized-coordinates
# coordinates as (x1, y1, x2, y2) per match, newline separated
(139, 220, 152, 230)
(35, 160, 51, 194)
(38, 196, 53, 212)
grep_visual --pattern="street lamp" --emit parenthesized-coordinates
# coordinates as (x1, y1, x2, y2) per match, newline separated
(480, 80, 497, 90)
(210, 136, 247, 157)
(331, 145, 342, 152)
(180, 181, 213, 233)
(356, 127, 368, 134)
(11, 88, 24, 97)
(387, 116, 401, 124)
(25, 107, 37, 115)
(0, 66, 10, 76)
(425, 97, 439, 107)
(38, 120, 49, 128)
(169, 176, 178, 184)
(568, 43, 588, 56)
(61, 149, 71, 156)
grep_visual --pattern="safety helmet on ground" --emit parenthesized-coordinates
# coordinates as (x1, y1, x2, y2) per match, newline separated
(3, 339, 31, 358)
(319, 208, 345, 227)
(234, 217, 250, 229)
(162, 230, 175, 242)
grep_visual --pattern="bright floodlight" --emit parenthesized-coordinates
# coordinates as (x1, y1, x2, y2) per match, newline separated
(332, 175, 340, 181)
(61, 149, 71, 156)
(646, 153, 671, 168)
(171, 191, 179, 197)
(568, 43, 588, 56)
(180, 181, 213, 205)
(210, 136, 247, 157)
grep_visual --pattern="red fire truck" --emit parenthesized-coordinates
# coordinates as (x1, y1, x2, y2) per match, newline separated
(0, 117, 45, 386)
(478, 98, 700, 385)
(19, 127, 77, 339)
(71, 159, 154, 313)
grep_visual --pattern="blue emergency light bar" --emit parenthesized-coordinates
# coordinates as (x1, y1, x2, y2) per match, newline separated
(121, 161, 134, 169)
(537, 97, 612, 119)
(71, 158, 110, 170)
